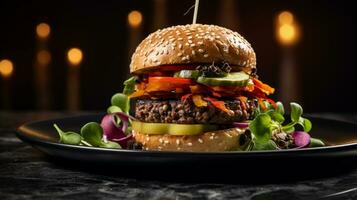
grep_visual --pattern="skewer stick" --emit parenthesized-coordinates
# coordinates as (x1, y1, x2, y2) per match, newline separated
(192, 0, 199, 24)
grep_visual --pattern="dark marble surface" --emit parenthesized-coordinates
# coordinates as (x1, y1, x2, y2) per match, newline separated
(1, 112, 357, 200)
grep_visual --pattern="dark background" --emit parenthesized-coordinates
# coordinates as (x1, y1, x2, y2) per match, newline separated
(0, 0, 355, 112)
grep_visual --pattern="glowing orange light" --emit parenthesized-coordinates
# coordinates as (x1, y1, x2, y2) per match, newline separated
(36, 23, 51, 39)
(278, 11, 294, 24)
(67, 48, 83, 66)
(37, 50, 51, 65)
(0, 59, 14, 78)
(276, 11, 299, 46)
(128, 10, 143, 28)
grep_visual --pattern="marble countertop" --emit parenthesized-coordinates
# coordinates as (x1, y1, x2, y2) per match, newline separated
(1, 112, 357, 200)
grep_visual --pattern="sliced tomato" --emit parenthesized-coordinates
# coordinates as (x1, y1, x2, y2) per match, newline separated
(145, 77, 193, 93)
(149, 77, 193, 85)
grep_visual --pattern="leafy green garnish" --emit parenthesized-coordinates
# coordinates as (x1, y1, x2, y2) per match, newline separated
(111, 93, 130, 113)
(54, 77, 137, 149)
(248, 101, 323, 150)
(54, 122, 121, 149)
(309, 138, 325, 147)
(123, 76, 137, 95)
(54, 124, 82, 145)
(249, 113, 273, 144)
(253, 140, 278, 150)
(107, 105, 123, 114)
(281, 103, 312, 133)
(80, 122, 104, 146)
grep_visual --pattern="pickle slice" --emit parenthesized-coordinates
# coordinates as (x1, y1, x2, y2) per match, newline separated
(173, 70, 200, 79)
(132, 121, 218, 135)
(197, 71, 250, 86)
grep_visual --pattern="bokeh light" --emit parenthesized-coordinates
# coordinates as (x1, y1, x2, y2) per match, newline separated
(128, 10, 143, 27)
(276, 11, 299, 46)
(67, 48, 83, 66)
(279, 24, 296, 44)
(0, 59, 14, 78)
(37, 50, 51, 65)
(36, 23, 51, 39)
(278, 11, 294, 24)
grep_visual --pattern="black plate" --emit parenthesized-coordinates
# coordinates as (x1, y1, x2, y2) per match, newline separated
(16, 114, 357, 182)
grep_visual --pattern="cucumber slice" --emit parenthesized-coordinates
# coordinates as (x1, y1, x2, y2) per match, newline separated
(174, 70, 200, 79)
(132, 121, 218, 135)
(197, 72, 250, 86)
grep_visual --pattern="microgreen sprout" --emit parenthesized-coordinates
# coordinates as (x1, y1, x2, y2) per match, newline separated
(248, 101, 325, 150)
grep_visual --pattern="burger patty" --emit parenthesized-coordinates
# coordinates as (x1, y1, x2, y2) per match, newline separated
(134, 98, 257, 124)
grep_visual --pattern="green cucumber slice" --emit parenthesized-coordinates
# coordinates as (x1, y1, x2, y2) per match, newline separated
(197, 71, 250, 86)
(174, 70, 200, 79)
(132, 121, 218, 135)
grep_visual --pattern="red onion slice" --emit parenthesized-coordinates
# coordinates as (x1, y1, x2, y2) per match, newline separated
(233, 122, 249, 129)
(292, 131, 311, 148)
(100, 112, 134, 148)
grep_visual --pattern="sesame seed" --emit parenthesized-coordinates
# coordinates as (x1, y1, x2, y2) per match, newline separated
(185, 42, 189, 46)
(188, 40, 193, 44)
(178, 53, 183, 57)
(198, 41, 203, 45)
(179, 44, 183, 49)
(176, 139, 180, 145)
(190, 44, 196, 47)
(145, 147, 149, 150)
(198, 49, 204, 53)
(198, 138, 203, 143)
(203, 54, 209, 58)
(192, 50, 196, 56)
(209, 136, 214, 140)
(225, 133, 233, 138)
(146, 137, 150, 141)
(188, 36, 193, 39)
(164, 140, 169, 144)
(187, 142, 193, 146)
(177, 37, 183, 41)
(169, 38, 175, 42)
(159, 138, 164, 144)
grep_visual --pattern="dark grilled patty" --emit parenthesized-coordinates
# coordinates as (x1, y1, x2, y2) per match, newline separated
(134, 98, 257, 124)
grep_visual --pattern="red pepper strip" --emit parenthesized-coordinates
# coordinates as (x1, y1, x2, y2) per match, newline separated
(192, 95, 208, 107)
(238, 96, 247, 111)
(266, 98, 277, 109)
(211, 91, 222, 98)
(181, 94, 192, 103)
(258, 98, 267, 111)
(204, 97, 234, 116)
(253, 78, 275, 95)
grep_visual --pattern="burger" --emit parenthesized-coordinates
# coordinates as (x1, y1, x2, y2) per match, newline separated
(127, 24, 275, 151)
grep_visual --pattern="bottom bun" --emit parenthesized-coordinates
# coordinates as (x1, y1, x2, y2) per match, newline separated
(133, 128, 251, 152)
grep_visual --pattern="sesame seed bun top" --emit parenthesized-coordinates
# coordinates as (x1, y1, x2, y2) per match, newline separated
(130, 24, 257, 74)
